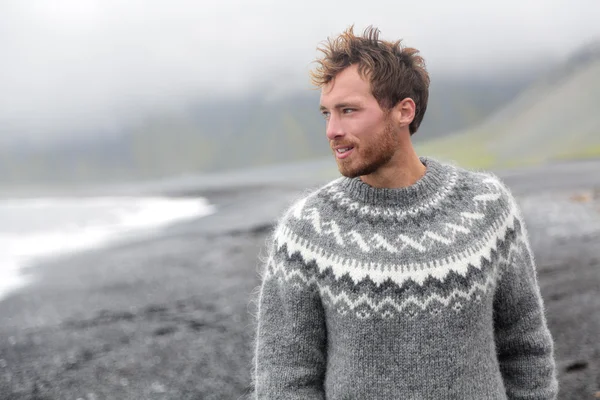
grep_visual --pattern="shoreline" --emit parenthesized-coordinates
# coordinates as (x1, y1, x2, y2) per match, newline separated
(1, 155, 599, 199)
(0, 196, 218, 304)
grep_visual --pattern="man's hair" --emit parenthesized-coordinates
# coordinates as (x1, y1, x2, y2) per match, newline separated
(310, 25, 430, 135)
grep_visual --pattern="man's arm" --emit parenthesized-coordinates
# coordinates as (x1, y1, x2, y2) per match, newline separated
(253, 236, 327, 399)
(493, 209, 559, 400)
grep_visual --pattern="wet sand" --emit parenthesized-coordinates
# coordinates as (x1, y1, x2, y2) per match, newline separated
(0, 160, 599, 399)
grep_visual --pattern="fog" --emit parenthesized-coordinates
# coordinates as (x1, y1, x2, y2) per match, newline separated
(1, 0, 599, 144)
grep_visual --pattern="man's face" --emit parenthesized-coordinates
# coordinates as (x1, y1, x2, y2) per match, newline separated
(319, 65, 399, 178)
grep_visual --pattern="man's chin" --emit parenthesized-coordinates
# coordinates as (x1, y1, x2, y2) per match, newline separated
(337, 165, 361, 179)
(335, 156, 373, 178)
(337, 161, 379, 179)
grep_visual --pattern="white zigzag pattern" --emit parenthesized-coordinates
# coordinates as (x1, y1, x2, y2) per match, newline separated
(292, 177, 502, 254)
(318, 274, 496, 319)
(267, 223, 526, 287)
(265, 256, 497, 316)
(348, 231, 370, 251)
(274, 203, 517, 286)
(267, 231, 527, 319)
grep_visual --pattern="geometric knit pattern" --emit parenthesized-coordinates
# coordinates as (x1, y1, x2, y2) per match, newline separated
(254, 157, 558, 399)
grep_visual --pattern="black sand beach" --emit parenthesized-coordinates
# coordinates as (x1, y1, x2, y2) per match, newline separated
(0, 160, 599, 400)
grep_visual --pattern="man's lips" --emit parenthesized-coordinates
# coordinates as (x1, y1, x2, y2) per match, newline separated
(333, 145, 355, 160)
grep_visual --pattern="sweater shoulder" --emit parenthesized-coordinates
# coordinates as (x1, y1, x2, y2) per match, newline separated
(271, 177, 343, 239)
(453, 165, 518, 213)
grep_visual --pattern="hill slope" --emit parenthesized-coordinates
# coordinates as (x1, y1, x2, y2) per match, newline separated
(418, 44, 600, 168)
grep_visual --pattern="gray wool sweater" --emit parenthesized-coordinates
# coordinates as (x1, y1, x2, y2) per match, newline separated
(253, 157, 558, 399)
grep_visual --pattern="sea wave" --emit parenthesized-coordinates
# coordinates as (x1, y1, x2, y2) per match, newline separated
(0, 196, 215, 300)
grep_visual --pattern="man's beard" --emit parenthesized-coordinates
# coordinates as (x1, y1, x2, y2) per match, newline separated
(336, 120, 399, 178)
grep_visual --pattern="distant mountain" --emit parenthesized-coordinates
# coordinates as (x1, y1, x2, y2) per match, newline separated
(417, 75, 530, 141)
(0, 69, 536, 184)
(418, 41, 600, 169)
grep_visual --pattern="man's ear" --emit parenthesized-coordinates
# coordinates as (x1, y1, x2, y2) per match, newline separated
(393, 98, 416, 128)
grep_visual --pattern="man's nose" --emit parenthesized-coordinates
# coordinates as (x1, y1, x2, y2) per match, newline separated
(326, 114, 345, 140)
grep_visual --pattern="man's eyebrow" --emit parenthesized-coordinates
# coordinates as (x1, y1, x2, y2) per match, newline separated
(319, 102, 360, 111)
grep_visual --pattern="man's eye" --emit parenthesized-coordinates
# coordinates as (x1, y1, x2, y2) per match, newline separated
(342, 108, 354, 114)
(321, 111, 330, 119)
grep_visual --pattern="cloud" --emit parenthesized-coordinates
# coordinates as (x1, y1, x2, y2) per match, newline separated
(1, 0, 599, 143)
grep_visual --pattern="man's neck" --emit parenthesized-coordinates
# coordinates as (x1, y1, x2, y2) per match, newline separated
(359, 149, 426, 189)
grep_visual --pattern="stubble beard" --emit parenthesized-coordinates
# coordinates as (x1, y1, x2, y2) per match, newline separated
(336, 120, 399, 179)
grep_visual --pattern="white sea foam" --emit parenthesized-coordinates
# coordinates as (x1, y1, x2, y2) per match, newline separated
(0, 196, 215, 300)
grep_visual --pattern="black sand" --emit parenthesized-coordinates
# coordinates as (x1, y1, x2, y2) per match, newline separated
(0, 162, 599, 400)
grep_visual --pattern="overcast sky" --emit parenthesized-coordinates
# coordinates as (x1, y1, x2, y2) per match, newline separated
(1, 0, 599, 144)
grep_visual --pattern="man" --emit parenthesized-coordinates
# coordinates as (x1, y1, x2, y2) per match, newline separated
(253, 25, 558, 399)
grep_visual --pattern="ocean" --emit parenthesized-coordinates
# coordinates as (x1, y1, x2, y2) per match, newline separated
(0, 195, 215, 300)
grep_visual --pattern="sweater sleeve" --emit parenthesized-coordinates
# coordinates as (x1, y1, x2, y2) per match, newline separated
(493, 209, 559, 399)
(253, 232, 327, 399)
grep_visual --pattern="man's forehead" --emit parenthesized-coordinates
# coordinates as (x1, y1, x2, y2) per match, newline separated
(320, 68, 371, 105)
(320, 83, 371, 108)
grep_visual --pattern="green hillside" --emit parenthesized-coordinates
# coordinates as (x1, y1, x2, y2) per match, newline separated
(418, 45, 600, 169)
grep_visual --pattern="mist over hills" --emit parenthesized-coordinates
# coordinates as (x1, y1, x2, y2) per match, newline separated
(419, 41, 600, 168)
(0, 72, 531, 185)
(2, 41, 598, 185)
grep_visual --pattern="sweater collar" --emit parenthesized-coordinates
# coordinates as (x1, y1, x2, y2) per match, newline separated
(337, 157, 450, 208)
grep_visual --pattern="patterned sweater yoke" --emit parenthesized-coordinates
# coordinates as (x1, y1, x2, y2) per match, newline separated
(254, 157, 558, 400)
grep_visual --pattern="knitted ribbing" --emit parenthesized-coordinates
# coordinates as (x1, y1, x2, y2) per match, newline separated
(254, 157, 558, 399)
